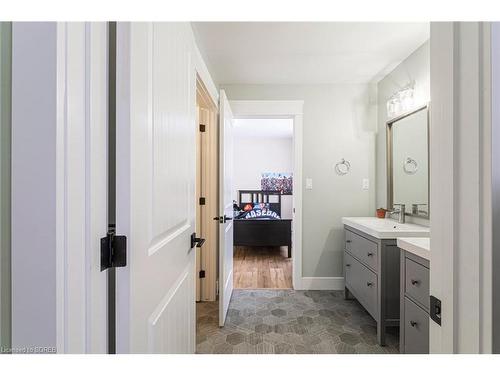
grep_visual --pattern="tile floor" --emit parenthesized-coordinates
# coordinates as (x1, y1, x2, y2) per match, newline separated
(196, 289, 399, 354)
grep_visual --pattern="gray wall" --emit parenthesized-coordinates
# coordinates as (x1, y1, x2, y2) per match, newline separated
(0, 22, 11, 352)
(376, 41, 430, 225)
(11, 23, 58, 350)
(222, 84, 376, 278)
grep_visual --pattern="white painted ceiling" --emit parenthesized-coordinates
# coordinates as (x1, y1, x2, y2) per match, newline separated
(233, 118, 293, 138)
(192, 22, 429, 85)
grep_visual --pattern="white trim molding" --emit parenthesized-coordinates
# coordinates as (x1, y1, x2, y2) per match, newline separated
(300, 277, 345, 291)
(229, 100, 304, 117)
(430, 22, 493, 354)
(229, 100, 305, 290)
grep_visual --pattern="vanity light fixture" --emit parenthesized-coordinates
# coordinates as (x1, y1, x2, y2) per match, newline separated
(387, 82, 415, 119)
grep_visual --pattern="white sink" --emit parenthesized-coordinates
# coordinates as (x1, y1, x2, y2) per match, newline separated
(341, 217, 430, 239)
(397, 237, 430, 260)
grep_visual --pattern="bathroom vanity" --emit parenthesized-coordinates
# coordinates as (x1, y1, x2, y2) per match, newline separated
(342, 217, 429, 346)
(397, 237, 430, 354)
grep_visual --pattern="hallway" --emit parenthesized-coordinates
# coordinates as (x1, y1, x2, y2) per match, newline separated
(196, 290, 399, 354)
(233, 246, 293, 289)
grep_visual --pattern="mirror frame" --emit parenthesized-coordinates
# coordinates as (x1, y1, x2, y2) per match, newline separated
(386, 103, 430, 219)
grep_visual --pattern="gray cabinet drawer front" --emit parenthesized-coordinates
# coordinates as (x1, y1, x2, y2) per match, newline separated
(404, 297, 429, 354)
(345, 252, 378, 319)
(345, 230, 378, 271)
(405, 258, 429, 310)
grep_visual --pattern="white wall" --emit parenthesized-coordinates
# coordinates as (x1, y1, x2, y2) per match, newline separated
(222, 84, 376, 278)
(233, 134, 293, 219)
(11, 22, 59, 350)
(11, 22, 110, 354)
(376, 40, 430, 224)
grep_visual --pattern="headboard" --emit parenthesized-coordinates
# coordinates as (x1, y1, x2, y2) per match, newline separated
(238, 190, 282, 217)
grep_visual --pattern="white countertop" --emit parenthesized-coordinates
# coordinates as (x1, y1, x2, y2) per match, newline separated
(397, 237, 430, 261)
(342, 217, 430, 239)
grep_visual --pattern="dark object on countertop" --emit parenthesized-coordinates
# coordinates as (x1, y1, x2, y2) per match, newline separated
(376, 208, 387, 219)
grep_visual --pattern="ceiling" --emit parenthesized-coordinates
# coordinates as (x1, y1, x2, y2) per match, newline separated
(233, 119, 293, 139)
(192, 22, 429, 85)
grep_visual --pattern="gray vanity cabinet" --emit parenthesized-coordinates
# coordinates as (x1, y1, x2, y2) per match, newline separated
(399, 251, 430, 353)
(343, 225, 401, 346)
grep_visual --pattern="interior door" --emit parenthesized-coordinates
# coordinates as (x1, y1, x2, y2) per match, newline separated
(115, 22, 197, 353)
(219, 90, 234, 326)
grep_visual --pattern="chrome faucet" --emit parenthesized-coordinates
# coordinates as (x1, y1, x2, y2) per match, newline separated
(389, 204, 406, 223)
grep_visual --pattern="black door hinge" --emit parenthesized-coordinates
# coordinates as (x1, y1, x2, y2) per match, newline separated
(199, 124, 206, 132)
(199, 270, 206, 278)
(199, 197, 206, 205)
(430, 295, 442, 325)
(101, 225, 127, 271)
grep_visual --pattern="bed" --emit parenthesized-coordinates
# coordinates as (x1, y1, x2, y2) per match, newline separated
(233, 190, 292, 258)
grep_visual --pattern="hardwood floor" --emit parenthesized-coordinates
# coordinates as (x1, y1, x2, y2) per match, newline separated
(233, 246, 292, 289)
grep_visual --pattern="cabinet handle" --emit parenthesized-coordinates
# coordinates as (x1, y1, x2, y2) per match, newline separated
(410, 320, 418, 327)
(346, 240, 352, 243)
(345, 264, 351, 267)
(411, 279, 420, 286)
(366, 282, 373, 287)
(367, 252, 374, 257)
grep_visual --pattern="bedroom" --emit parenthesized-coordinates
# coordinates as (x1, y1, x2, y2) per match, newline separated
(232, 118, 294, 289)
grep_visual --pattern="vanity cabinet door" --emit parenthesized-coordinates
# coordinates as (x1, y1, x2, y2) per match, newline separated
(404, 297, 429, 354)
(345, 230, 378, 271)
(405, 258, 430, 310)
(345, 252, 378, 319)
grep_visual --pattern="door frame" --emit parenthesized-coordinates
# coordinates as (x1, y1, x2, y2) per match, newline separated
(11, 22, 109, 353)
(429, 21, 493, 353)
(229, 100, 304, 290)
(195, 75, 219, 302)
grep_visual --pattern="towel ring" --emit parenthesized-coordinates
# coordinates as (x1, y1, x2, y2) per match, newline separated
(335, 158, 351, 176)
(403, 157, 418, 175)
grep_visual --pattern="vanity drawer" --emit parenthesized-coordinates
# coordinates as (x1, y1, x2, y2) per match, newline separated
(404, 297, 429, 354)
(405, 258, 429, 310)
(345, 252, 378, 319)
(345, 230, 378, 271)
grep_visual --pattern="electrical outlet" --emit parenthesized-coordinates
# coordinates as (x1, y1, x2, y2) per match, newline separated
(306, 178, 313, 190)
(362, 178, 370, 190)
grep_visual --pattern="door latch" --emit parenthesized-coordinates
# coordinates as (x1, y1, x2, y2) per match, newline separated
(430, 295, 442, 325)
(100, 225, 127, 271)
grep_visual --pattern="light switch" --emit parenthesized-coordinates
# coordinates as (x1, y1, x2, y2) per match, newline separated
(306, 178, 313, 190)
(362, 178, 370, 190)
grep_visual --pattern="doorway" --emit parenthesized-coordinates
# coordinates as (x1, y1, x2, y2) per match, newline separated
(195, 76, 218, 302)
(229, 100, 304, 291)
(232, 118, 294, 289)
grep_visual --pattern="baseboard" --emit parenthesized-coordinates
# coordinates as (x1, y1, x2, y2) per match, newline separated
(296, 277, 345, 291)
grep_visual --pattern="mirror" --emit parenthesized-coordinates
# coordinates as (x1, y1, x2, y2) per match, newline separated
(387, 105, 429, 218)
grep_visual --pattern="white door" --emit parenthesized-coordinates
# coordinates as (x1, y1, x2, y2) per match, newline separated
(115, 22, 197, 353)
(218, 90, 234, 326)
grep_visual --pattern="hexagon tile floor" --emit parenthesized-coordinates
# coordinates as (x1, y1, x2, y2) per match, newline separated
(196, 289, 399, 354)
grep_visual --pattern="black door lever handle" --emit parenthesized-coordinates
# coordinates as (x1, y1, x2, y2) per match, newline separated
(190, 233, 206, 248)
(213, 215, 233, 223)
